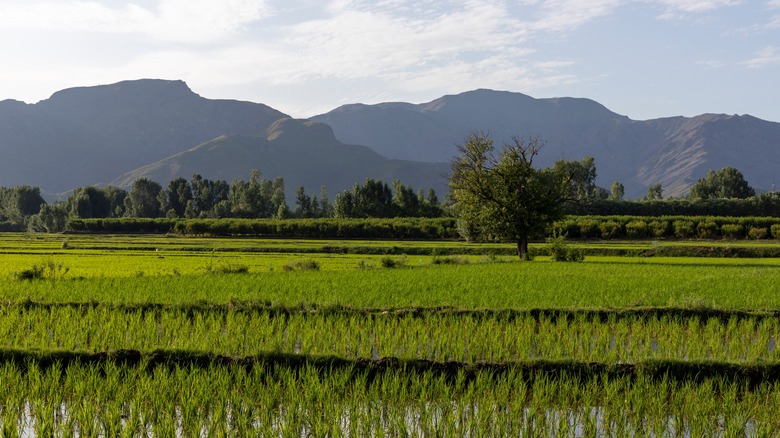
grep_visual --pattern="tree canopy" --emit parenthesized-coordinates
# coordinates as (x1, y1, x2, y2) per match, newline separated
(449, 133, 575, 260)
(689, 167, 755, 199)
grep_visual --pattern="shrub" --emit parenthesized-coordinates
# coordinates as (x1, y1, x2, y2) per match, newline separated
(205, 262, 249, 274)
(748, 227, 769, 240)
(649, 220, 670, 238)
(431, 255, 469, 265)
(772, 224, 780, 240)
(673, 220, 695, 239)
(697, 221, 718, 239)
(380, 256, 407, 268)
(577, 219, 601, 238)
(14, 260, 69, 281)
(282, 259, 320, 271)
(553, 219, 580, 238)
(545, 234, 585, 262)
(599, 220, 623, 239)
(624, 220, 648, 239)
(720, 224, 743, 240)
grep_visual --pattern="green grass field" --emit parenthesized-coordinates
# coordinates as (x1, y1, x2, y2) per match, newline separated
(1, 232, 779, 435)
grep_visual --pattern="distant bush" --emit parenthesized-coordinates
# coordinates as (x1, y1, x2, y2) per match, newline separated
(624, 220, 648, 239)
(599, 220, 623, 239)
(282, 259, 320, 271)
(205, 262, 249, 274)
(720, 224, 743, 240)
(748, 227, 769, 240)
(14, 259, 69, 281)
(380, 256, 407, 268)
(649, 220, 670, 238)
(431, 255, 469, 265)
(697, 221, 718, 239)
(673, 220, 695, 239)
(772, 224, 780, 240)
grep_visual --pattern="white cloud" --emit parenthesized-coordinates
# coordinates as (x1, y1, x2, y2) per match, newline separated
(654, 0, 741, 18)
(529, 0, 624, 32)
(740, 46, 780, 68)
(0, 0, 270, 43)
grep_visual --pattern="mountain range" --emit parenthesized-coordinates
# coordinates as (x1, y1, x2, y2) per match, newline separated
(312, 90, 780, 198)
(1, 79, 778, 200)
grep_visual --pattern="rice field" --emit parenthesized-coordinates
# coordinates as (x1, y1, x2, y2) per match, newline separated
(1, 232, 779, 436)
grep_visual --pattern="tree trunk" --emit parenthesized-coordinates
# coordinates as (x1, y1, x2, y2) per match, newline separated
(516, 235, 529, 260)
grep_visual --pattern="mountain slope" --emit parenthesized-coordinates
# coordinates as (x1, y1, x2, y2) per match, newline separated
(0, 79, 286, 194)
(113, 118, 451, 198)
(313, 90, 780, 198)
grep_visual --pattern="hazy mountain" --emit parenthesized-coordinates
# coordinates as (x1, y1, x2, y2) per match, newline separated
(3, 81, 778, 201)
(313, 90, 780, 198)
(0, 79, 447, 198)
(113, 118, 450, 198)
(0, 79, 289, 195)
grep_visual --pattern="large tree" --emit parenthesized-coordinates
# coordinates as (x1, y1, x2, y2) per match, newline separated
(450, 133, 574, 260)
(124, 178, 163, 218)
(689, 167, 755, 199)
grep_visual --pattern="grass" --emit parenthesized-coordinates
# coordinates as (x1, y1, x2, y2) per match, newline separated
(1, 261, 779, 309)
(0, 231, 779, 434)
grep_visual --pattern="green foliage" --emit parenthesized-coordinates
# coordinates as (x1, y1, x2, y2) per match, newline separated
(648, 220, 670, 238)
(204, 261, 249, 274)
(689, 167, 755, 199)
(772, 224, 780, 240)
(380, 255, 407, 268)
(696, 220, 718, 239)
(645, 183, 663, 201)
(599, 220, 623, 239)
(545, 233, 584, 262)
(124, 178, 163, 218)
(673, 220, 695, 238)
(609, 181, 624, 201)
(567, 193, 780, 217)
(720, 224, 743, 239)
(748, 227, 769, 240)
(27, 203, 69, 233)
(450, 133, 575, 259)
(624, 220, 648, 239)
(0, 185, 45, 226)
(281, 259, 321, 271)
(14, 259, 69, 281)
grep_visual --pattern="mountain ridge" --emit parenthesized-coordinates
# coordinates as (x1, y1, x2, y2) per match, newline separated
(1, 80, 777, 200)
(312, 89, 779, 198)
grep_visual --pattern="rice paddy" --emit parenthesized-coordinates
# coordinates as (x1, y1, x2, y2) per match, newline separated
(1, 232, 779, 436)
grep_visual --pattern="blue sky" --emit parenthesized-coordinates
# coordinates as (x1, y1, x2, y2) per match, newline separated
(0, 0, 778, 122)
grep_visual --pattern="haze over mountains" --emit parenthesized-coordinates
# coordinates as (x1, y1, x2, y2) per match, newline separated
(1, 79, 778, 200)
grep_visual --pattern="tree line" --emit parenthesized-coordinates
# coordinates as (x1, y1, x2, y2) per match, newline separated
(0, 171, 443, 232)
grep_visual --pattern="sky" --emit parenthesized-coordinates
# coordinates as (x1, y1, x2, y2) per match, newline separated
(0, 0, 778, 122)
